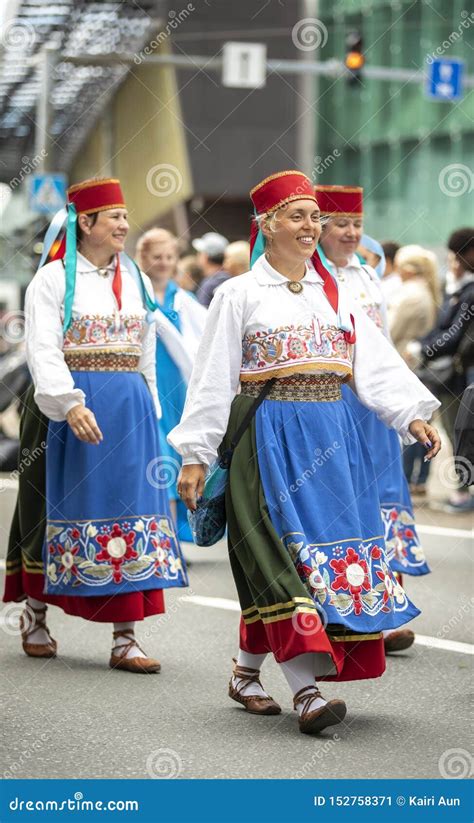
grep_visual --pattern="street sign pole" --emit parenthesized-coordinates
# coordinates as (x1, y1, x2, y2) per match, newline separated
(34, 44, 58, 172)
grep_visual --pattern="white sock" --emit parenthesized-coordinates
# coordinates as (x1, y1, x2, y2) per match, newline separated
(25, 596, 50, 645)
(232, 649, 268, 698)
(279, 653, 327, 716)
(113, 622, 146, 661)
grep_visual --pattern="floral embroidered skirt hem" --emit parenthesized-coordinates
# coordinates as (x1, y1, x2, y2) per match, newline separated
(342, 384, 429, 576)
(224, 393, 420, 681)
(3, 377, 188, 622)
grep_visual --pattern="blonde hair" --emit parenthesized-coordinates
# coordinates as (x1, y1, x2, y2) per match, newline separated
(224, 241, 250, 275)
(135, 228, 179, 268)
(395, 245, 441, 306)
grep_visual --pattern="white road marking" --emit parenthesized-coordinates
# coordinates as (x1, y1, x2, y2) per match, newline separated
(181, 596, 474, 655)
(414, 634, 474, 655)
(180, 594, 240, 611)
(417, 524, 473, 539)
(0, 560, 5, 571)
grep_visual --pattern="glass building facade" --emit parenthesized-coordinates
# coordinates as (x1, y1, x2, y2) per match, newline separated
(317, 0, 473, 247)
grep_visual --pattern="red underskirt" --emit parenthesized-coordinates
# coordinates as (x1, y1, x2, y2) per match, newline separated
(3, 570, 165, 623)
(239, 613, 385, 681)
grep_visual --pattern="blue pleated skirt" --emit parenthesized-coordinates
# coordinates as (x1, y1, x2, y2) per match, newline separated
(44, 371, 188, 597)
(256, 396, 420, 634)
(342, 384, 430, 576)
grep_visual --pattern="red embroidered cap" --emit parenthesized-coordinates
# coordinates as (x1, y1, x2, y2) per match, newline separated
(67, 178, 126, 215)
(250, 170, 318, 215)
(315, 184, 363, 217)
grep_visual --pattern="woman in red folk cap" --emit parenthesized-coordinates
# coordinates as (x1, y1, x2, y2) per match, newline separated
(3, 178, 188, 672)
(169, 170, 441, 736)
(316, 184, 431, 654)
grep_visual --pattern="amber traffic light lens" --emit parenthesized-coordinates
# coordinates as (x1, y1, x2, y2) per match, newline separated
(345, 52, 365, 70)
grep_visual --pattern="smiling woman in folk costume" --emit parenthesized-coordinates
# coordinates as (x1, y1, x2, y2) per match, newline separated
(169, 170, 441, 736)
(135, 228, 207, 542)
(3, 178, 188, 673)
(316, 184, 432, 654)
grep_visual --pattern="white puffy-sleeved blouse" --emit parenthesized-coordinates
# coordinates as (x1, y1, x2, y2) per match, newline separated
(25, 252, 160, 422)
(168, 255, 440, 467)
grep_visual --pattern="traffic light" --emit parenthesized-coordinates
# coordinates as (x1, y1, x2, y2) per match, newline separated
(345, 31, 364, 86)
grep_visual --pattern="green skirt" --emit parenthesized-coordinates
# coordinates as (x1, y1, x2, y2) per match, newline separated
(223, 394, 385, 681)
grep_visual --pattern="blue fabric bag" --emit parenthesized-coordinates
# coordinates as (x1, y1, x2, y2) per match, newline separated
(187, 379, 276, 546)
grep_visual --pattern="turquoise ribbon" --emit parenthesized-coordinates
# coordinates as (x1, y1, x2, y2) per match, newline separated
(250, 218, 266, 266)
(121, 253, 158, 320)
(63, 203, 77, 333)
(38, 207, 67, 269)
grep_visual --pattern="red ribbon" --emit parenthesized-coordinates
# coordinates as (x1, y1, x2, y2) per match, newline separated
(112, 255, 122, 310)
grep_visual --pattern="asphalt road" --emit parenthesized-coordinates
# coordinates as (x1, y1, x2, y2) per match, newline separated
(0, 515, 472, 781)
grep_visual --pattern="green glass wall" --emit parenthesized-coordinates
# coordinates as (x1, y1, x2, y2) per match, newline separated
(317, 0, 473, 245)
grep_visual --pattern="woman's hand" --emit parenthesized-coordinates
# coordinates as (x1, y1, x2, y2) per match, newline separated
(177, 464, 206, 511)
(66, 404, 103, 445)
(408, 419, 441, 461)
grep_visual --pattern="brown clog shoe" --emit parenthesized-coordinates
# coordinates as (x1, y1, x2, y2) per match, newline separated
(384, 629, 415, 653)
(294, 686, 347, 735)
(20, 604, 57, 659)
(109, 630, 161, 673)
(228, 658, 281, 715)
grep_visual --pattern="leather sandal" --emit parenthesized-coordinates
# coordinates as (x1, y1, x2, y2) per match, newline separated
(109, 631, 161, 673)
(228, 658, 281, 715)
(294, 686, 347, 735)
(384, 628, 415, 653)
(20, 604, 57, 659)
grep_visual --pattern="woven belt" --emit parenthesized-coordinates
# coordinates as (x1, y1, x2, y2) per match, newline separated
(64, 351, 140, 372)
(240, 374, 342, 402)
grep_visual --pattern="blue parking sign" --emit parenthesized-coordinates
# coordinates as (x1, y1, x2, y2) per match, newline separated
(30, 173, 67, 214)
(426, 58, 464, 101)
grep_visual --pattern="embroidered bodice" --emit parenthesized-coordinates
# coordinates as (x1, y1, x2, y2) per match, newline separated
(168, 255, 439, 467)
(25, 253, 159, 421)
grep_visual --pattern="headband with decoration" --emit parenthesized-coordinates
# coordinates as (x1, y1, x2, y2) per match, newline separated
(315, 184, 363, 217)
(37, 178, 155, 331)
(248, 170, 355, 341)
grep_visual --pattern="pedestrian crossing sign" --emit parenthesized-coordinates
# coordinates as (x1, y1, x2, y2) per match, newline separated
(426, 58, 464, 101)
(30, 173, 67, 214)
